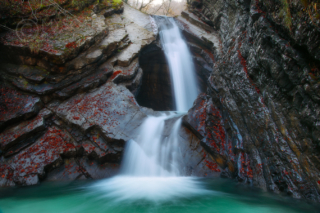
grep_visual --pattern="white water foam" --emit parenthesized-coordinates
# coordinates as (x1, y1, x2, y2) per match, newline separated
(91, 176, 209, 202)
(90, 115, 208, 202)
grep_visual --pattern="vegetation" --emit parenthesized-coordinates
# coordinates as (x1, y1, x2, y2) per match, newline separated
(279, 0, 292, 30)
(101, 0, 123, 9)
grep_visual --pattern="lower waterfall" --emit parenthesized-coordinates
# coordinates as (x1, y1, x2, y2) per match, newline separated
(121, 114, 181, 177)
(91, 114, 209, 202)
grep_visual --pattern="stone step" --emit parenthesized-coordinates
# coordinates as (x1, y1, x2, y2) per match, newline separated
(0, 109, 52, 152)
(0, 64, 49, 84)
(117, 43, 142, 67)
(1, 65, 99, 96)
(55, 68, 113, 99)
(111, 58, 140, 82)
(99, 28, 129, 56)
(119, 68, 143, 97)
(0, 86, 43, 131)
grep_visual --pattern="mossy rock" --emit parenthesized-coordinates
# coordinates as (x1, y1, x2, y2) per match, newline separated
(102, 0, 123, 10)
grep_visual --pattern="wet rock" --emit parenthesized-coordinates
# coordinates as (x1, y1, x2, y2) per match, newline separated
(81, 140, 109, 161)
(122, 4, 154, 32)
(93, 3, 107, 14)
(114, 21, 155, 67)
(0, 4, 166, 187)
(112, 58, 140, 82)
(187, 0, 320, 202)
(117, 43, 142, 67)
(137, 42, 175, 111)
(46, 159, 84, 182)
(162, 116, 222, 177)
(13, 174, 39, 186)
(79, 157, 120, 179)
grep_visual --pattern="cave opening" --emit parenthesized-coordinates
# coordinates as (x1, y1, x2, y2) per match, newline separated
(136, 42, 208, 111)
(137, 42, 175, 111)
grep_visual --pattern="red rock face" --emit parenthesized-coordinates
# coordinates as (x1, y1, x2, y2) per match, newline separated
(0, 76, 220, 186)
(0, 126, 75, 186)
(183, 0, 320, 202)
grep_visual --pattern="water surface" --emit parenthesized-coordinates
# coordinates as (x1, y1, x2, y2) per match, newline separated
(0, 178, 318, 213)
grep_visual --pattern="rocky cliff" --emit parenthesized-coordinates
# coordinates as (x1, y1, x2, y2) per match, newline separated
(0, 2, 218, 187)
(182, 0, 320, 202)
(0, 0, 320, 204)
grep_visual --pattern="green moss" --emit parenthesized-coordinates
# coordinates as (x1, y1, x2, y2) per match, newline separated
(112, 0, 122, 5)
(279, 0, 292, 30)
(102, 0, 122, 9)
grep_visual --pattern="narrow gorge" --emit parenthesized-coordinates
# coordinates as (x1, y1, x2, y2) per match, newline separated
(0, 0, 320, 212)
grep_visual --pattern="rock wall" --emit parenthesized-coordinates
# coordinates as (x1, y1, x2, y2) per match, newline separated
(183, 0, 320, 202)
(1, 0, 320, 203)
(0, 3, 217, 187)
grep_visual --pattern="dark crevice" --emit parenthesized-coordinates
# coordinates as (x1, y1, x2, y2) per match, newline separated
(136, 40, 209, 111)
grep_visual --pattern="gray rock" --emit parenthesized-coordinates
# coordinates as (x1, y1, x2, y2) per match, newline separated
(0, 108, 51, 151)
(0, 86, 43, 130)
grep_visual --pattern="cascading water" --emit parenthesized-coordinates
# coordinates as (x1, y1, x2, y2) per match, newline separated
(91, 16, 205, 202)
(158, 17, 199, 111)
(2, 14, 317, 213)
(121, 114, 181, 177)
(91, 114, 208, 202)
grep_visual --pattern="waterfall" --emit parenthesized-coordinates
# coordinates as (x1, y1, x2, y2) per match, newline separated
(121, 114, 182, 177)
(90, 16, 205, 202)
(119, 17, 199, 178)
(158, 17, 199, 112)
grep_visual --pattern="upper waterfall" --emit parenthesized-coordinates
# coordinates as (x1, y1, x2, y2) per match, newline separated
(157, 17, 199, 112)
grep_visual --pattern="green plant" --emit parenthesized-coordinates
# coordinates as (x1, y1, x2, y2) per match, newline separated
(279, 0, 292, 30)
(102, 0, 123, 9)
(112, 0, 122, 5)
